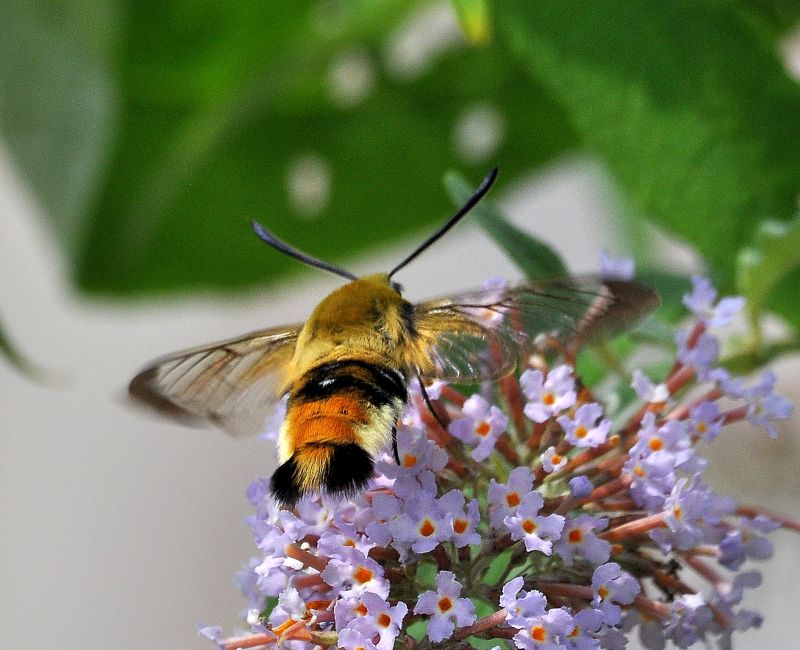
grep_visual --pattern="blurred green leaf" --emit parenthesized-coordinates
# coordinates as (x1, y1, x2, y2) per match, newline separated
(736, 214, 800, 336)
(0, 0, 118, 250)
(482, 547, 513, 585)
(0, 318, 42, 379)
(2, 3, 577, 295)
(497, 1, 800, 330)
(444, 171, 568, 280)
(735, 0, 800, 37)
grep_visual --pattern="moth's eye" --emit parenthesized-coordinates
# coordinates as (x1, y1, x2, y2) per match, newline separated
(391, 281, 404, 293)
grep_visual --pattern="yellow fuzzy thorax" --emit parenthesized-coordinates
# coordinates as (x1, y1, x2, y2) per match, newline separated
(285, 273, 423, 385)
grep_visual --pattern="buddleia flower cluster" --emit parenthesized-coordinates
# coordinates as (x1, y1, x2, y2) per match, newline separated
(201, 273, 796, 650)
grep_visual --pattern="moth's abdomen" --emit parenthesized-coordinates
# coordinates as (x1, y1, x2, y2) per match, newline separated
(270, 359, 407, 507)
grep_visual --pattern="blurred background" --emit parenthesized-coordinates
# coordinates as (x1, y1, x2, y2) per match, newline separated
(2, 2, 800, 648)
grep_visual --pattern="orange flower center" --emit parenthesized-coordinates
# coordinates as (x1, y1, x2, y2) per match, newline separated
(648, 437, 663, 452)
(531, 625, 546, 641)
(475, 421, 491, 437)
(598, 585, 609, 600)
(568, 529, 583, 544)
(522, 519, 537, 534)
(542, 393, 555, 406)
(353, 566, 373, 584)
(377, 613, 391, 628)
(419, 519, 436, 537)
(696, 421, 708, 434)
(574, 425, 587, 439)
(454, 519, 468, 534)
(355, 603, 368, 616)
(506, 492, 521, 507)
(673, 505, 683, 520)
(438, 597, 453, 613)
(402, 453, 418, 468)
(550, 453, 562, 465)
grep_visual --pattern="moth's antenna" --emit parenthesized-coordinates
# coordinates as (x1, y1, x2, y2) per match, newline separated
(251, 221, 357, 281)
(388, 167, 498, 278)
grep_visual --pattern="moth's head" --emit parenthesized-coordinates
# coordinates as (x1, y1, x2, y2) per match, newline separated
(357, 272, 403, 296)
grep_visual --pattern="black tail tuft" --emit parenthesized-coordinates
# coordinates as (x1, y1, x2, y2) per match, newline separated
(270, 456, 303, 508)
(325, 443, 374, 497)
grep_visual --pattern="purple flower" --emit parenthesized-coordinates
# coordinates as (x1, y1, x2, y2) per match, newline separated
(269, 586, 308, 628)
(334, 594, 368, 631)
(540, 446, 568, 473)
(511, 607, 575, 650)
(234, 558, 264, 609)
(622, 448, 676, 512)
(719, 516, 778, 570)
(337, 627, 380, 650)
(569, 476, 593, 498)
(598, 250, 635, 281)
(449, 394, 508, 461)
(321, 547, 389, 599)
(392, 493, 452, 554)
(557, 403, 611, 448)
(664, 593, 714, 648)
(500, 576, 547, 629)
(488, 466, 534, 529)
(591, 563, 640, 626)
(743, 370, 792, 439)
(377, 427, 447, 479)
(198, 625, 223, 648)
(413, 571, 476, 643)
(650, 477, 734, 552)
(439, 490, 481, 547)
(348, 591, 407, 650)
(631, 370, 669, 404)
(409, 376, 447, 400)
(504, 491, 565, 554)
(521, 365, 577, 423)
(688, 401, 723, 441)
(630, 414, 702, 474)
(364, 493, 402, 547)
(565, 608, 603, 649)
(553, 514, 611, 566)
(682, 276, 745, 327)
(318, 522, 374, 559)
(676, 329, 719, 374)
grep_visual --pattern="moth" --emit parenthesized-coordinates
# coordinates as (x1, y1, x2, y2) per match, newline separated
(130, 169, 658, 507)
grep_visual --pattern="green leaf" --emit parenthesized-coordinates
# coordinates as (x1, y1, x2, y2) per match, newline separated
(415, 561, 438, 589)
(735, 0, 800, 37)
(497, 1, 800, 328)
(259, 596, 279, 624)
(482, 547, 513, 586)
(0, 318, 42, 379)
(406, 620, 428, 642)
(444, 171, 568, 280)
(736, 214, 800, 337)
(3, 3, 577, 296)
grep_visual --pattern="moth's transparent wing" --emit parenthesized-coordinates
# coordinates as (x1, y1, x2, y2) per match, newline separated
(413, 278, 659, 384)
(129, 325, 301, 436)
